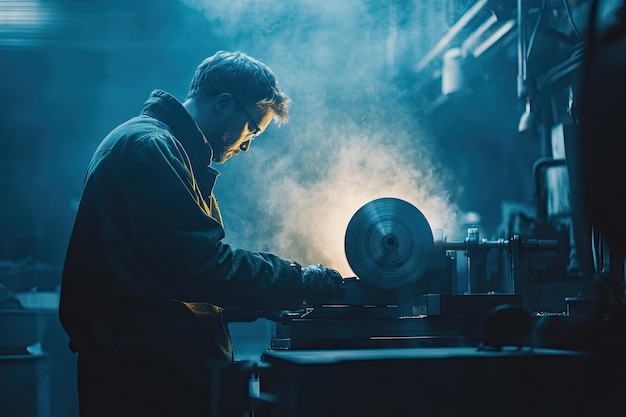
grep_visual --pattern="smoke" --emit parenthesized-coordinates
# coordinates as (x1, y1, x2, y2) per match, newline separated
(219, 110, 461, 277)
(180, 0, 463, 276)
(252, 122, 459, 277)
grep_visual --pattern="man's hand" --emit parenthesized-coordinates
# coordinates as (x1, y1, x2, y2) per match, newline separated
(301, 264, 345, 306)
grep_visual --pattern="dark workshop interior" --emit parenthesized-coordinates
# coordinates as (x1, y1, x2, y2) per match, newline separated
(1, 0, 626, 416)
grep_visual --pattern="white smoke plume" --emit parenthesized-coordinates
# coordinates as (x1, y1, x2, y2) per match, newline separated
(179, 0, 464, 276)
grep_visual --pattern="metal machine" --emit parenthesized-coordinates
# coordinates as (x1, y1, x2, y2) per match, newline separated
(245, 198, 596, 417)
(270, 197, 560, 351)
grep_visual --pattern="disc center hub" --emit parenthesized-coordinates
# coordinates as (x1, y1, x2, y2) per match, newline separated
(382, 233, 397, 251)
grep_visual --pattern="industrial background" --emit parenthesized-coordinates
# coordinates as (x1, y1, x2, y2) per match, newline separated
(1, 0, 625, 416)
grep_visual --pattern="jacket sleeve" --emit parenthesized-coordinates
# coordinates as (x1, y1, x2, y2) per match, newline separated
(108, 131, 306, 311)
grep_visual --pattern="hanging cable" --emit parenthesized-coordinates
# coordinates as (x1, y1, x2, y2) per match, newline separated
(563, 0, 584, 42)
(526, 0, 547, 60)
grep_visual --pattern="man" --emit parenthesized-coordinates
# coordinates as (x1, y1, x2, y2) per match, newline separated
(59, 50, 344, 417)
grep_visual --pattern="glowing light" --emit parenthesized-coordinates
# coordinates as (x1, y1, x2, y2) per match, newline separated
(0, 1, 52, 27)
(0, 0, 58, 47)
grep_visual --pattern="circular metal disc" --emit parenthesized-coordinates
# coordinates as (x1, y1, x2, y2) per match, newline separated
(344, 197, 434, 291)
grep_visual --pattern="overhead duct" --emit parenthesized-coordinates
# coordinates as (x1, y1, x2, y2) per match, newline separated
(414, 0, 519, 113)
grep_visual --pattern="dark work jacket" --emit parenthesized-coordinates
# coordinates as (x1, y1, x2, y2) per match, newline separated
(59, 90, 305, 362)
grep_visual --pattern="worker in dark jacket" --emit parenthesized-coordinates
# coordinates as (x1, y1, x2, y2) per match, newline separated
(59, 50, 344, 417)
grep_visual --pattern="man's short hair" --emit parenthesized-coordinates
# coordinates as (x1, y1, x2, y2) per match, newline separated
(187, 50, 290, 125)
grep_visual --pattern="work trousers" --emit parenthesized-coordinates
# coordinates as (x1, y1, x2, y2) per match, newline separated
(77, 350, 214, 417)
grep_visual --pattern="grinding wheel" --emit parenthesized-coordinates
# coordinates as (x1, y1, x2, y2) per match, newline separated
(344, 197, 434, 291)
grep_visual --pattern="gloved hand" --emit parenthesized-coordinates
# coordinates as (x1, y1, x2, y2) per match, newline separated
(301, 264, 345, 306)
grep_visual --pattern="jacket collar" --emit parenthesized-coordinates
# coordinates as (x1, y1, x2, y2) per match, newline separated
(140, 89, 220, 195)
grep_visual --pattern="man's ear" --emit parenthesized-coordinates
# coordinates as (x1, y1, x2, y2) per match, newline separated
(214, 93, 235, 113)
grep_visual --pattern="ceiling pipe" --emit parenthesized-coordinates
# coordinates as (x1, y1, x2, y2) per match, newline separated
(517, 0, 537, 133)
(517, 0, 528, 99)
(415, 0, 488, 73)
